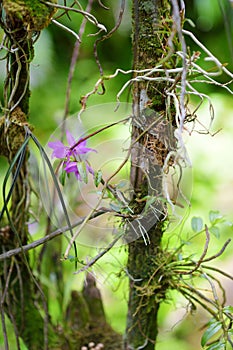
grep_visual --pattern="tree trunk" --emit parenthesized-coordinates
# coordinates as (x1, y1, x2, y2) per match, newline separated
(0, 2, 56, 349)
(125, 1, 176, 349)
(0, 2, 123, 349)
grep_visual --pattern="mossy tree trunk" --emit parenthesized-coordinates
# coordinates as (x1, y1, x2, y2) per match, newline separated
(124, 1, 177, 349)
(0, 2, 60, 349)
(0, 1, 181, 349)
(0, 2, 122, 349)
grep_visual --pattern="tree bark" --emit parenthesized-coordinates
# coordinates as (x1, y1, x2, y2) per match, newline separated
(0, 2, 60, 349)
(125, 1, 176, 349)
(0, 2, 123, 349)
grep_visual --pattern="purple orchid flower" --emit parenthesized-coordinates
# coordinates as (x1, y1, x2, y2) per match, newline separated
(64, 161, 94, 181)
(48, 130, 96, 182)
(48, 130, 95, 159)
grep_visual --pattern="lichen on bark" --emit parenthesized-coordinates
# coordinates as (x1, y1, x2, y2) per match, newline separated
(125, 1, 179, 349)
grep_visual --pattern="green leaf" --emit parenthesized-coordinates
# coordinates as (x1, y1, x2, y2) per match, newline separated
(66, 255, 83, 264)
(106, 188, 115, 200)
(178, 253, 183, 261)
(209, 210, 223, 224)
(77, 161, 88, 183)
(205, 341, 225, 350)
(59, 169, 66, 186)
(144, 196, 157, 212)
(191, 216, 203, 232)
(225, 221, 233, 227)
(201, 321, 222, 347)
(223, 305, 233, 315)
(67, 255, 75, 262)
(209, 226, 220, 239)
(94, 169, 102, 187)
(116, 180, 128, 189)
(52, 158, 61, 170)
(110, 202, 122, 212)
(185, 18, 196, 28)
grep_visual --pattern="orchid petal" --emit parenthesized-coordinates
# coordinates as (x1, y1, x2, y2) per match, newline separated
(76, 140, 97, 154)
(64, 161, 77, 173)
(64, 161, 81, 181)
(66, 130, 76, 147)
(48, 140, 66, 158)
(86, 163, 94, 175)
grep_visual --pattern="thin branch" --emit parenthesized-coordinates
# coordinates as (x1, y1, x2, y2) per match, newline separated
(173, 237, 231, 276)
(51, 19, 81, 42)
(79, 66, 182, 114)
(179, 287, 217, 318)
(63, 192, 106, 259)
(74, 232, 124, 274)
(203, 239, 231, 263)
(171, 0, 187, 131)
(63, 116, 163, 257)
(0, 210, 108, 261)
(93, 0, 125, 76)
(62, 0, 93, 128)
(70, 116, 130, 149)
(176, 224, 210, 275)
(43, 1, 107, 32)
(97, 0, 109, 10)
(201, 265, 233, 281)
(183, 29, 233, 79)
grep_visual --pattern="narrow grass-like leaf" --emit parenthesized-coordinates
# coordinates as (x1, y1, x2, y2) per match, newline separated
(223, 305, 233, 315)
(1, 133, 30, 222)
(201, 321, 222, 347)
(59, 170, 66, 186)
(30, 133, 78, 267)
(205, 341, 225, 350)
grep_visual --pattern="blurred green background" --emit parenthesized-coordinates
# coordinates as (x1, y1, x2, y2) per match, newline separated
(0, 0, 233, 349)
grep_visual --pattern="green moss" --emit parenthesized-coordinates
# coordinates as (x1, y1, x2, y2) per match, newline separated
(2, 0, 57, 114)
(141, 1, 156, 15)
(3, 0, 57, 31)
